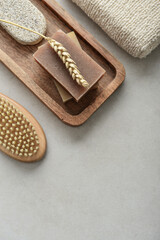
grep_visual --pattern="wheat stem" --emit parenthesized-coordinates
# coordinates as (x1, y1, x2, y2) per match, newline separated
(0, 18, 48, 40)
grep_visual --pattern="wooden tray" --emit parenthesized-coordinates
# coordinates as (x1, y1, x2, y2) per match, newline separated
(0, 0, 125, 126)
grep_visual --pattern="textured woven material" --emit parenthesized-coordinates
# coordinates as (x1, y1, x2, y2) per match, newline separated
(72, 0, 160, 58)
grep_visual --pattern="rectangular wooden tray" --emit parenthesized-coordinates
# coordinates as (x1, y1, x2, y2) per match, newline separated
(0, 0, 125, 126)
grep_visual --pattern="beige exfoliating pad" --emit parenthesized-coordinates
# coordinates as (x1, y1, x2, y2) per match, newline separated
(0, 0, 46, 45)
(0, 93, 46, 162)
(72, 0, 160, 58)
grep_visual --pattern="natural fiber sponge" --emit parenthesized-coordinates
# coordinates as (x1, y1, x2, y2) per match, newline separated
(72, 0, 160, 58)
(0, 0, 46, 45)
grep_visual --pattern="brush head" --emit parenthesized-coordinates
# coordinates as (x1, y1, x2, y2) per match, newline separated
(0, 93, 46, 162)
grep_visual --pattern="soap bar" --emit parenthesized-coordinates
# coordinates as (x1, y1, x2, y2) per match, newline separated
(0, 0, 46, 45)
(67, 31, 82, 48)
(54, 80, 72, 103)
(34, 30, 105, 102)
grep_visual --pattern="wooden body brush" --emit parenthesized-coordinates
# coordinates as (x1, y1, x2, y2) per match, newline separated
(0, 93, 46, 162)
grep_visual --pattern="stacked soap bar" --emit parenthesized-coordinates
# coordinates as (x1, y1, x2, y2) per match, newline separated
(34, 30, 105, 102)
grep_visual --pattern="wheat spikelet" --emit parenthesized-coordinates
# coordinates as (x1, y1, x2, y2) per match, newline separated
(47, 38, 89, 88)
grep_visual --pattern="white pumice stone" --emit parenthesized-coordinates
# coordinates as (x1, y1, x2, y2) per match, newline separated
(0, 0, 46, 45)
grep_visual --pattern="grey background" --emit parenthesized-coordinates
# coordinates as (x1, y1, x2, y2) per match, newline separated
(0, 0, 160, 239)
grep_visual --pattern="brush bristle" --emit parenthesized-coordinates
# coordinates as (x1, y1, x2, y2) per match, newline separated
(0, 97, 39, 157)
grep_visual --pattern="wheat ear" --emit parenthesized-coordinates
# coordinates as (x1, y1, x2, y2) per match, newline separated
(47, 38, 89, 88)
(0, 19, 89, 88)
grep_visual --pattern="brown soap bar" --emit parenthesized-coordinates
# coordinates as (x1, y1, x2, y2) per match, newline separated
(34, 30, 105, 102)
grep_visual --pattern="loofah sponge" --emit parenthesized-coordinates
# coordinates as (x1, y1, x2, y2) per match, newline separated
(0, 0, 47, 45)
(72, 0, 160, 58)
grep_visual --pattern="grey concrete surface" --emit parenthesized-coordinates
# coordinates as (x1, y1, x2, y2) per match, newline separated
(0, 1, 160, 239)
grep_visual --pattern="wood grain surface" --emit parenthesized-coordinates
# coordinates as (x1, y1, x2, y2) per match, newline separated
(0, 0, 125, 126)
